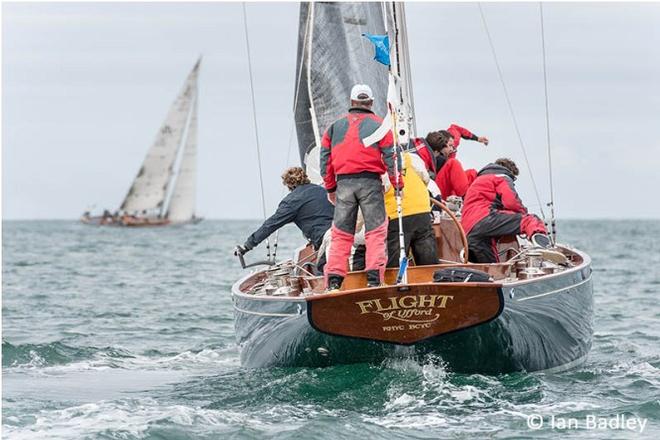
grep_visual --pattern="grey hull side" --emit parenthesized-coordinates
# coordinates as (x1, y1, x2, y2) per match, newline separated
(231, 260, 593, 373)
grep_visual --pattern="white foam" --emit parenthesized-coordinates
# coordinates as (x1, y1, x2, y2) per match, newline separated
(2, 398, 304, 440)
(383, 392, 424, 412)
(364, 412, 449, 429)
(22, 350, 48, 369)
(450, 385, 480, 403)
(6, 346, 240, 376)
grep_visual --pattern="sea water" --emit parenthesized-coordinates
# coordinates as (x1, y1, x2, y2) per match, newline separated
(2, 220, 659, 439)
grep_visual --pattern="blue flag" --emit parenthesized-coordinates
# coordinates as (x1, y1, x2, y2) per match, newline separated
(362, 33, 390, 66)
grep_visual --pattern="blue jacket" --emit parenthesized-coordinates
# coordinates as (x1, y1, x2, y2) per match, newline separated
(246, 184, 334, 250)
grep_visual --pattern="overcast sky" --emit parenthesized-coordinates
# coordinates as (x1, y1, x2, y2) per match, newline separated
(3, 2, 659, 220)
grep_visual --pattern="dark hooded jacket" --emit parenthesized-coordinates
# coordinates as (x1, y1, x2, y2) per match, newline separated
(461, 163, 527, 235)
(246, 184, 333, 250)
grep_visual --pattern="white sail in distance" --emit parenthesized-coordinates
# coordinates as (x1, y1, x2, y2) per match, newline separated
(120, 61, 200, 215)
(166, 85, 198, 222)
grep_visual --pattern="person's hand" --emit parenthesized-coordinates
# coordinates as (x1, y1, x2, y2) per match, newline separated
(478, 136, 489, 146)
(234, 244, 250, 256)
(327, 192, 336, 205)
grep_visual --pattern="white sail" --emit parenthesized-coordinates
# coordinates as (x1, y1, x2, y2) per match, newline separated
(166, 87, 198, 222)
(120, 61, 200, 215)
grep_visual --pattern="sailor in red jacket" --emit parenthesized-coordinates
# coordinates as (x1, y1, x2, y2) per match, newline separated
(446, 123, 489, 159)
(411, 125, 486, 199)
(320, 84, 402, 290)
(425, 130, 477, 199)
(462, 158, 550, 263)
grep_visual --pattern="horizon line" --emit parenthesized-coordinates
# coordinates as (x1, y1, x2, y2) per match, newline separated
(3, 217, 660, 222)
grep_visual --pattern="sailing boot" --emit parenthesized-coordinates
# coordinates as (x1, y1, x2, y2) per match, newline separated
(531, 233, 552, 249)
(366, 270, 382, 288)
(325, 274, 344, 293)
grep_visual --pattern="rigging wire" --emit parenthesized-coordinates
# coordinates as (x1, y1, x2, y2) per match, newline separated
(477, 3, 547, 221)
(272, 6, 314, 260)
(242, 2, 271, 259)
(540, 3, 558, 242)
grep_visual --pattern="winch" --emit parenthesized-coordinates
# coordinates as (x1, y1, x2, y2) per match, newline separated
(250, 261, 303, 296)
(516, 250, 558, 279)
(445, 195, 463, 215)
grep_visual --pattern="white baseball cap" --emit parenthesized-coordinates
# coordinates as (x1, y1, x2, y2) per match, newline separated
(350, 84, 374, 101)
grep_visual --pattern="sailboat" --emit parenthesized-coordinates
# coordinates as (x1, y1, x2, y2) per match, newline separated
(231, 3, 593, 374)
(81, 59, 202, 227)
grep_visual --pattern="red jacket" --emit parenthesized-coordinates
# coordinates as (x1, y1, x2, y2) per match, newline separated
(320, 108, 400, 192)
(461, 163, 528, 234)
(412, 137, 436, 179)
(447, 124, 478, 158)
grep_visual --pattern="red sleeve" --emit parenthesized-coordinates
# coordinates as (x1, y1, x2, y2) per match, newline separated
(380, 131, 404, 190)
(320, 129, 336, 192)
(496, 177, 528, 214)
(448, 124, 476, 141)
(378, 129, 394, 152)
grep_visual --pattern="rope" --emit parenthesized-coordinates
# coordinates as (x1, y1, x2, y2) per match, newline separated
(242, 2, 271, 259)
(272, 7, 314, 260)
(540, 3, 557, 242)
(477, 3, 547, 221)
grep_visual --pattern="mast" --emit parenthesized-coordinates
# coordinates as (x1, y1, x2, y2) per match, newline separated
(383, 2, 416, 284)
(392, 3, 416, 137)
(384, 2, 415, 146)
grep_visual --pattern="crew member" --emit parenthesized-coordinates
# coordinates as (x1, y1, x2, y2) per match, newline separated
(411, 135, 437, 179)
(234, 167, 333, 273)
(426, 130, 477, 199)
(411, 125, 485, 198)
(383, 150, 438, 267)
(321, 84, 402, 290)
(445, 123, 489, 158)
(461, 158, 551, 263)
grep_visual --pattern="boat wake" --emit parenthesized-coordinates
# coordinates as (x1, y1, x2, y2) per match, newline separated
(2, 340, 239, 373)
(1, 398, 303, 440)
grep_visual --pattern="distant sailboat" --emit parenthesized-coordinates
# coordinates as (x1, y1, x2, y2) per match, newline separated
(82, 59, 202, 227)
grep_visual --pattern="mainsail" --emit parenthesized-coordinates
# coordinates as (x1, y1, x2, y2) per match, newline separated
(294, 2, 391, 179)
(166, 85, 198, 222)
(120, 60, 200, 216)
